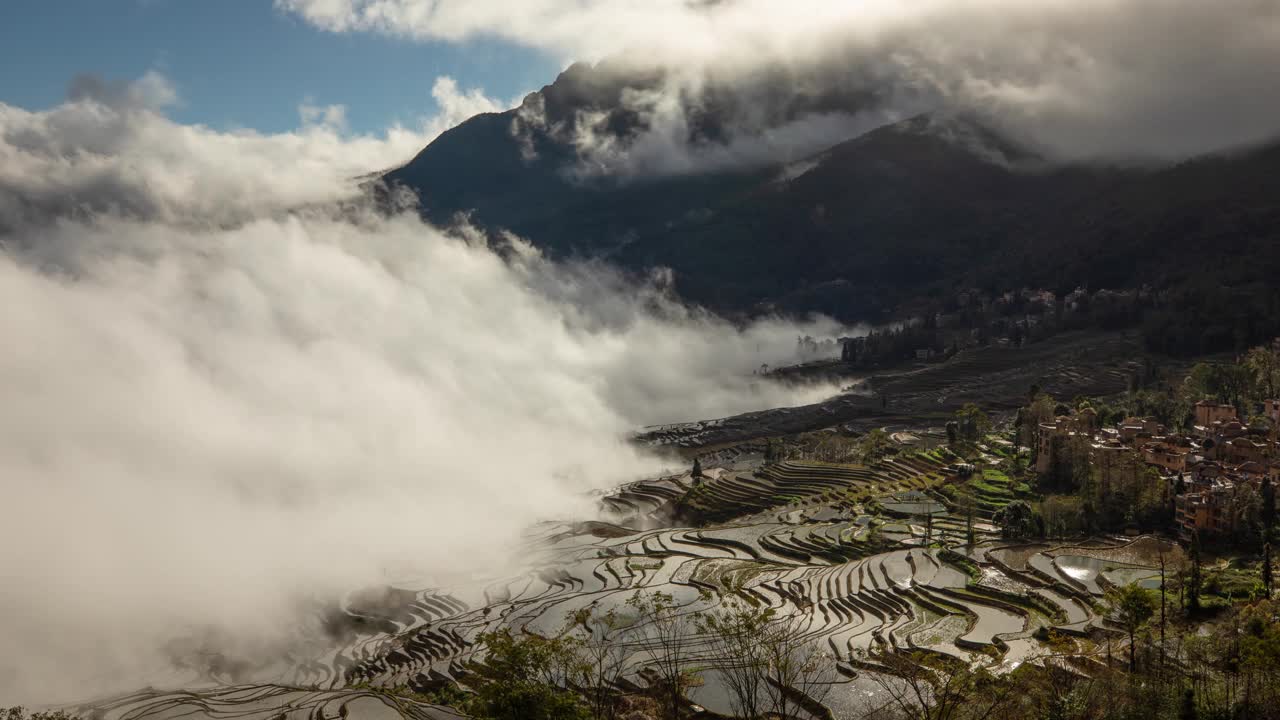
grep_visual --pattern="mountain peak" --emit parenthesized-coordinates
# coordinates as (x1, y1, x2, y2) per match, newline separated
(889, 111, 1040, 167)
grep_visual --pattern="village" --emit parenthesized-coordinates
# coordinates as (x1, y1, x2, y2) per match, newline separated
(1031, 383, 1280, 546)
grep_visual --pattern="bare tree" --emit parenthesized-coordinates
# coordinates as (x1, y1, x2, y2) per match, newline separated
(859, 650, 1015, 720)
(627, 590, 701, 720)
(759, 610, 834, 719)
(568, 604, 632, 720)
(698, 597, 771, 718)
(700, 592, 835, 720)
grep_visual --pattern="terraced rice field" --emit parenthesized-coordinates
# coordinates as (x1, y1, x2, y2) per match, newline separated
(74, 687, 467, 720)
(71, 458, 1168, 720)
(677, 453, 953, 523)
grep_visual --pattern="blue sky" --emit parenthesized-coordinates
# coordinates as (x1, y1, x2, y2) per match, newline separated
(0, 0, 559, 133)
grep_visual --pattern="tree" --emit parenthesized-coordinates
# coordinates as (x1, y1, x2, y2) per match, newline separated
(1180, 688, 1197, 720)
(698, 597, 772, 719)
(1243, 345, 1280, 402)
(960, 487, 978, 547)
(1189, 531, 1203, 613)
(1040, 495, 1085, 539)
(1106, 584, 1157, 672)
(1043, 432, 1092, 493)
(469, 630, 592, 720)
(1265, 542, 1274, 598)
(1024, 393, 1057, 454)
(699, 587, 834, 720)
(1157, 552, 1168, 668)
(955, 403, 991, 443)
(691, 457, 703, 481)
(1236, 598, 1280, 701)
(627, 591, 699, 720)
(994, 500, 1044, 540)
(1184, 362, 1253, 410)
(1226, 481, 1263, 547)
(861, 650, 1014, 720)
(861, 428, 890, 463)
(757, 611, 833, 718)
(568, 605, 630, 720)
(1263, 476, 1276, 532)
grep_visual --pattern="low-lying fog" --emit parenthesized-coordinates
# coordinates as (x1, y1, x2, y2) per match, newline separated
(0, 77, 854, 703)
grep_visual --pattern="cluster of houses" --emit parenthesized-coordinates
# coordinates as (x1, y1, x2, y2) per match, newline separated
(1035, 400, 1280, 542)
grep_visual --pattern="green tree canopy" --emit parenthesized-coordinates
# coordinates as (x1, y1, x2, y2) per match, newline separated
(468, 630, 591, 720)
(1107, 584, 1157, 672)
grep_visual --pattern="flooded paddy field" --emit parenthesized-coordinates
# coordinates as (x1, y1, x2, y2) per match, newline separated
(74, 449, 1169, 720)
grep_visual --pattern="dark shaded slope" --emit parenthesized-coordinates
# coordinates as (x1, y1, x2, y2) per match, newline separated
(386, 110, 575, 231)
(615, 115, 1116, 316)
(384, 73, 1280, 327)
(1027, 142, 1280, 290)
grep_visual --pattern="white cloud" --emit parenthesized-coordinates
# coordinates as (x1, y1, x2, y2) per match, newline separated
(0, 72, 511, 228)
(0, 74, 849, 703)
(299, 100, 350, 131)
(279, 0, 1280, 163)
(428, 75, 507, 129)
(67, 69, 181, 111)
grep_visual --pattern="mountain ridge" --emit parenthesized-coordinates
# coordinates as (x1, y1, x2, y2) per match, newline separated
(382, 68, 1280, 342)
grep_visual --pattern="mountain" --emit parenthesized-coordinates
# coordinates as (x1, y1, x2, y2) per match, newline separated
(384, 63, 778, 267)
(384, 66, 1280, 331)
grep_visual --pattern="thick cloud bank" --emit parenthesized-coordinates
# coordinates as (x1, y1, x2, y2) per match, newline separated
(0, 73, 505, 228)
(280, 0, 1280, 165)
(0, 79, 847, 702)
